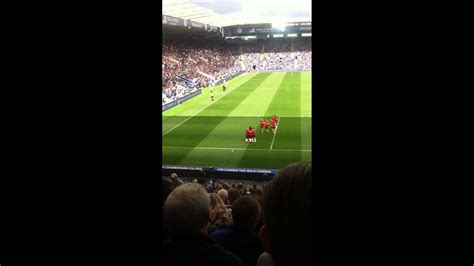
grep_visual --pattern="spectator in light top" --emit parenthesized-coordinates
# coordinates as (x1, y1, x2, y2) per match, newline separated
(209, 193, 233, 230)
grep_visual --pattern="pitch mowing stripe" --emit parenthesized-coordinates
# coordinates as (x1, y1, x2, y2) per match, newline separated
(226, 72, 286, 117)
(163, 73, 257, 117)
(162, 83, 239, 136)
(163, 146, 311, 152)
(300, 72, 312, 117)
(266, 72, 302, 150)
(162, 74, 257, 136)
(197, 72, 272, 116)
(162, 74, 257, 135)
(165, 73, 272, 165)
(264, 72, 301, 117)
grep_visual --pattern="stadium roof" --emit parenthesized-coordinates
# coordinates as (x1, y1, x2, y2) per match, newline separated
(162, 0, 311, 28)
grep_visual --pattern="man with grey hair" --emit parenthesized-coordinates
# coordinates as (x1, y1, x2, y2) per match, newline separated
(163, 183, 244, 266)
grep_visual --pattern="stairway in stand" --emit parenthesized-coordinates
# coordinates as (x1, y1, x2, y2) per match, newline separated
(226, 46, 236, 61)
(239, 42, 246, 70)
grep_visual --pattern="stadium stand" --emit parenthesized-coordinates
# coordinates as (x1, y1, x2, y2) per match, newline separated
(162, 37, 312, 106)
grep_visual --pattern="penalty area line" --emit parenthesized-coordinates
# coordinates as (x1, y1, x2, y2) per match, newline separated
(269, 116, 280, 150)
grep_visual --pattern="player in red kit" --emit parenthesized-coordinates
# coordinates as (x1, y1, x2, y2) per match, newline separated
(260, 119, 265, 133)
(245, 126, 251, 143)
(271, 119, 277, 134)
(265, 120, 270, 133)
(250, 127, 256, 143)
(272, 115, 278, 125)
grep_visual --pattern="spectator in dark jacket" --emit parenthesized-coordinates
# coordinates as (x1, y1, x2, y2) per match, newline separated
(211, 196, 262, 266)
(163, 183, 244, 266)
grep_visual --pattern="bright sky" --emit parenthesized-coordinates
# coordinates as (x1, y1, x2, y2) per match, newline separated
(186, 0, 311, 22)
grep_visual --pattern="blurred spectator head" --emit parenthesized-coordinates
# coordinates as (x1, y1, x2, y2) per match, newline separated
(163, 183, 211, 236)
(217, 189, 229, 204)
(251, 188, 263, 198)
(260, 162, 312, 266)
(170, 173, 179, 182)
(231, 196, 261, 229)
(228, 188, 241, 205)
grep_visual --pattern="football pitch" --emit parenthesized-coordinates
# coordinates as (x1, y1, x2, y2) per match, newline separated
(162, 72, 311, 170)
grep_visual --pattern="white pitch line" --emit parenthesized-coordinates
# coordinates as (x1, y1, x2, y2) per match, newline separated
(162, 146, 311, 152)
(162, 84, 240, 137)
(269, 116, 280, 150)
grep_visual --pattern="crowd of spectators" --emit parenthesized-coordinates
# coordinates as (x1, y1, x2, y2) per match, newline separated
(261, 38, 312, 71)
(162, 161, 312, 266)
(293, 37, 312, 70)
(162, 37, 312, 106)
(162, 39, 240, 89)
(241, 37, 312, 72)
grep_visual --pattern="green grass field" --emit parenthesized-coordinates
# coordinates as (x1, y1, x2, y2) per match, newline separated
(162, 71, 311, 170)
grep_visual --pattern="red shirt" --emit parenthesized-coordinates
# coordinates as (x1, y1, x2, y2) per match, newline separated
(250, 129, 255, 137)
(260, 120, 265, 127)
(271, 121, 276, 129)
(265, 121, 269, 128)
(245, 129, 251, 137)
